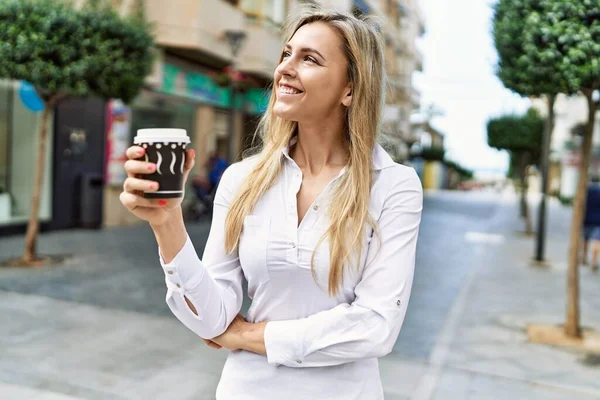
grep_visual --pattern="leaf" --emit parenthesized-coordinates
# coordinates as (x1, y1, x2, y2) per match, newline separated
(0, 0, 154, 101)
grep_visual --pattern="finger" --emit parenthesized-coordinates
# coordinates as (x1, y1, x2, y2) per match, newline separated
(183, 149, 196, 173)
(119, 191, 167, 210)
(124, 159, 156, 177)
(123, 177, 159, 194)
(203, 339, 222, 349)
(126, 146, 146, 160)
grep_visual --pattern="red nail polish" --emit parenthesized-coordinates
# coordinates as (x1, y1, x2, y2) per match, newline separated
(159, 200, 167, 206)
(189, 149, 195, 157)
(147, 164, 154, 171)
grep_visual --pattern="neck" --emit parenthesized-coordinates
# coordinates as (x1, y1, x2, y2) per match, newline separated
(292, 119, 348, 175)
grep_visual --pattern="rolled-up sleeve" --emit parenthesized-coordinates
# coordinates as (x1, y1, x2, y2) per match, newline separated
(159, 165, 245, 339)
(263, 168, 422, 367)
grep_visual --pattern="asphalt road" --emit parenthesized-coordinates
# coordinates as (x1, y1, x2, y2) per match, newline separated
(0, 190, 502, 365)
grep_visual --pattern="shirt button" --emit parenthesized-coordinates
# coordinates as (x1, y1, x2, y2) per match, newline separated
(167, 271, 174, 275)
(292, 243, 296, 248)
(176, 283, 181, 288)
(397, 300, 401, 306)
(296, 359, 302, 364)
(313, 205, 319, 211)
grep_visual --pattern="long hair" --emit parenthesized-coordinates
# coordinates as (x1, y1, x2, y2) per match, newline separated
(224, 7, 386, 296)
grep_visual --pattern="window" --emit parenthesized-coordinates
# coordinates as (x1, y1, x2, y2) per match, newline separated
(0, 80, 54, 225)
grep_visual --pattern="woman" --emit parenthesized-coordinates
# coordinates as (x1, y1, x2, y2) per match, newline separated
(120, 8, 423, 400)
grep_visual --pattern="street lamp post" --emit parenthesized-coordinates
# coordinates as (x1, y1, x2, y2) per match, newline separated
(224, 29, 247, 163)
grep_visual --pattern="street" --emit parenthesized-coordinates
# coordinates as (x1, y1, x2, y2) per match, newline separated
(0, 190, 599, 399)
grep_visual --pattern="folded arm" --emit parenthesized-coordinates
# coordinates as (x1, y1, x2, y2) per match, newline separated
(262, 169, 423, 368)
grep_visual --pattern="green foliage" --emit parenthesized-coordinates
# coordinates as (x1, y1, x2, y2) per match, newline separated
(493, 0, 572, 97)
(418, 145, 445, 162)
(494, 0, 600, 97)
(487, 108, 544, 163)
(531, 0, 600, 93)
(0, 0, 154, 102)
(444, 160, 473, 180)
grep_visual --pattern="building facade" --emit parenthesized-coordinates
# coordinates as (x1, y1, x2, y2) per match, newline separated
(531, 95, 600, 199)
(103, 0, 281, 227)
(0, 0, 426, 234)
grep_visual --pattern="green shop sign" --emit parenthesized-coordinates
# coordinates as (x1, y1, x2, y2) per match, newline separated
(161, 63, 270, 115)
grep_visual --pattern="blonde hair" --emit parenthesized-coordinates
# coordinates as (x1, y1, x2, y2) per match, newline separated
(225, 7, 386, 296)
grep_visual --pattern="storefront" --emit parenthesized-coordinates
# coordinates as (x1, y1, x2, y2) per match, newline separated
(0, 79, 54, 233)
(102, 59, 270, 228)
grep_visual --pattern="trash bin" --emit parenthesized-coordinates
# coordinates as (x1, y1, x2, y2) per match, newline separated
(80, 173, 103, 229)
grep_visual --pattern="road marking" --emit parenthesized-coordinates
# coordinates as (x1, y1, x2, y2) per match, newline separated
(465, 231, 505, 244)
(411, 244, 483, 400)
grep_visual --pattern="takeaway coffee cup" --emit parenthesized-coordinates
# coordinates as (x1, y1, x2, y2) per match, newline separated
(134, 128, 191, 199)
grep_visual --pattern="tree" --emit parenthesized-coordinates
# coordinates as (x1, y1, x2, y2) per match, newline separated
(487, 109, 544, 235)
(418, 146, 445, 162)
(493, 0, 573, 262)
(0, 0, 154, 265)
(443, 159, 473, 182)
(523, 0, 600, 338)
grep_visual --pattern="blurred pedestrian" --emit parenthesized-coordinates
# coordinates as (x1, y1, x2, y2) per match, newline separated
(120, 7, 422, 400)
(582, 176, 600, 271)
(208, 152, 229, 190)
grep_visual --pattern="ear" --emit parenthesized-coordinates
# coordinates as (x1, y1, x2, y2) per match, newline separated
(341, 84, 353, 107)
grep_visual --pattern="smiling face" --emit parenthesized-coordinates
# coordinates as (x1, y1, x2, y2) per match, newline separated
(273, 22, 353, 124)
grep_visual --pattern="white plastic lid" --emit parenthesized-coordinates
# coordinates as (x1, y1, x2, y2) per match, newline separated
(134, 128, 190, 144)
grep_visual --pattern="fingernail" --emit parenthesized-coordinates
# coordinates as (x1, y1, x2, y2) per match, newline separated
(147, 164, 154, 171)
(159, 200, 167, 206)
(149, 183, 157, 190)
(137, 149, 144, 155)
(189, 149, 195, 157)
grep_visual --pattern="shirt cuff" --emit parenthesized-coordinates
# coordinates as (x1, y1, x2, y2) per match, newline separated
(158, 235, 205, 293)
(264, 319, 307, 367)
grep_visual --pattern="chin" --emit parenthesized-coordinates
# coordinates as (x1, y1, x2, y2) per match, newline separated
(273, 103, 299, 122)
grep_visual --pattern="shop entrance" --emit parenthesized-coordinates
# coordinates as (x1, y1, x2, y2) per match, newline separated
(51, 96, 106, 230)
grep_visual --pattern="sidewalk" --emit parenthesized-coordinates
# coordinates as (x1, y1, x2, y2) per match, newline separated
(410, 193, 600, 399)
(0, 192, 599, 399)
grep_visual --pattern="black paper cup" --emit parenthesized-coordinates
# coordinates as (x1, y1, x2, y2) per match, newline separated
(134, 129, 191, 199)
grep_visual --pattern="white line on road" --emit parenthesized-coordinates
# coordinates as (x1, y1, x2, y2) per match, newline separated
(464, 231, 505, 244)
(410, 242, 484, 400)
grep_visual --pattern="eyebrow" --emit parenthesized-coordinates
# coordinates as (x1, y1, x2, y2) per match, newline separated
(284, 44, 327, 62)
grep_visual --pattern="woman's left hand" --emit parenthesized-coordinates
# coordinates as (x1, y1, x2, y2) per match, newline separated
(210, 314, 268, 355)
(211, 314, 248, 351)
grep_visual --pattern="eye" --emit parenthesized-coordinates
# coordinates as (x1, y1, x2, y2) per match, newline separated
(304, 55, 317, 63)
(281, 51, 291, 59)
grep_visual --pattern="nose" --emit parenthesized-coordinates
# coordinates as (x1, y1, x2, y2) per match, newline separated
(275, 57, 296, 79)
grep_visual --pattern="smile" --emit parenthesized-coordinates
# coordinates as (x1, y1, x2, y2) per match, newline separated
(279, 85, 303, 95)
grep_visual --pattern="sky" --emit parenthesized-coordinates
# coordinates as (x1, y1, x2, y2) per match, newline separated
(413, 0, 532, 176)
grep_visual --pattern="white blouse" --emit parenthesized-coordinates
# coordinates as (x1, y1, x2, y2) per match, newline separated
(159, 141, 423, 400)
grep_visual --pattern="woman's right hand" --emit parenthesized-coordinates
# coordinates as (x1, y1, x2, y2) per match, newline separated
(120, 145, 196, 227)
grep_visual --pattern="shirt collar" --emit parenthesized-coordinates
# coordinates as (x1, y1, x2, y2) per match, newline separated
(281, 136, 396, 171)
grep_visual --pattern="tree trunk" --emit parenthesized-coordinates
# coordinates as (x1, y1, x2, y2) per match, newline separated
(519, 152, 533, 235)
(517, 154, 526, 219)
(534, 94, 556, 261)
(23, 98, 54, 263)
(565, 90, 597, 338)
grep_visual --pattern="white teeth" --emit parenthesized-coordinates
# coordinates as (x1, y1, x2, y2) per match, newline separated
(280, 86, 301, 94)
